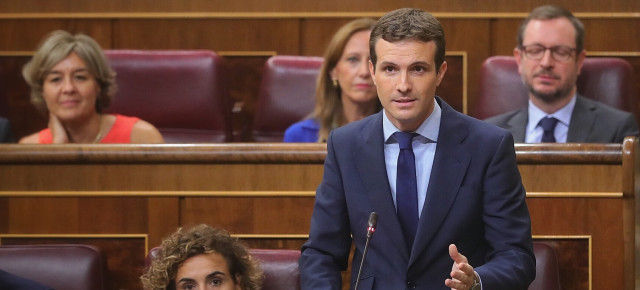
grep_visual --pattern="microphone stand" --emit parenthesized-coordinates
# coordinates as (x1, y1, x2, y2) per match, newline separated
(354, 212, 377, 290)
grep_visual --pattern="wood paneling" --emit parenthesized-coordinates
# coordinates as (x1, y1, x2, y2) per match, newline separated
(0, 139, 638, 289)
(0, 20, 112, 50)
(112, 19, 301, 54)
(1, 0, 639, 13)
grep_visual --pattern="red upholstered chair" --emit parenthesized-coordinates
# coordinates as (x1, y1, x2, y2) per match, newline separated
(252, 55, 324, 142)
(146, 247, 301, 290)
(249, 249, 301, 290)
(104, 50, 233, 143)
(529, 242, 561, 290)
(475, 56, 638, 120)
(0, 244, 108, 290)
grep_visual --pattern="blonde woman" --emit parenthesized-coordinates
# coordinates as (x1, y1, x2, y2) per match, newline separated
(284, 18, 381, 142)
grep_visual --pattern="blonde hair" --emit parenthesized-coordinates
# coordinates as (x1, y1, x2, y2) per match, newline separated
(141, 224, 263, 290)
(22, 30, 116, 114)
(313, 18, 381, 142)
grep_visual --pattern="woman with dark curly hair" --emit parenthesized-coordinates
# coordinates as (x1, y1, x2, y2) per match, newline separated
(141, 224, 263, 290)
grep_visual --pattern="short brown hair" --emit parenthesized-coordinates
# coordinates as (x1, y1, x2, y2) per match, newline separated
(369, 8, 446, 71)
(140, 224, 263, 290)
(517, 5, 585, 53)
(22, 30, 116, 114)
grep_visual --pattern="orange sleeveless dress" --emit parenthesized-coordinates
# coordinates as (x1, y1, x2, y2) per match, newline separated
(38, 114, 140, 144)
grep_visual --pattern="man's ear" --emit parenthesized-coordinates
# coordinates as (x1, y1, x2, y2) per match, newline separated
(369, 60, 376, 86)
(575, 49, 586, 76)
(513, 47, 524, 76)
(436, 61, 447, 87)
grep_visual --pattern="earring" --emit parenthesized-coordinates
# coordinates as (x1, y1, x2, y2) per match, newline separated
(332, 79, 338, 88)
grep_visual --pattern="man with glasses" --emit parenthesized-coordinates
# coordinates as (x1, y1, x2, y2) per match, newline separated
(486, 5, 638, 143)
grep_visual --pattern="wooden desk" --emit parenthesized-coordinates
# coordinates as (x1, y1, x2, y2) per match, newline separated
(0, 139, 637, 290)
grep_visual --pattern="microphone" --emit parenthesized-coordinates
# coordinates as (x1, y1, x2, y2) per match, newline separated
(354, 212, 377, 290)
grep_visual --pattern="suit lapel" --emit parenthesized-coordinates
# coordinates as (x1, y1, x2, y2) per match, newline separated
(567, 95, 596, 142)
(410, 98, 471, 267)
(506, 109, 527, 142)
(355, 112, 411, 261)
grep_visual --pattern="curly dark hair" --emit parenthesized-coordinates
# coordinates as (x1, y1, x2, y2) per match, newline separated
(140, 224, 263, 290)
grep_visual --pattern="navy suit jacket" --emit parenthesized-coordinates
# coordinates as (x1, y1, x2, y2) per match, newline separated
(300, 97, 535, 290)
(484, 95, 639, 143)
(0, 117, 15, 143)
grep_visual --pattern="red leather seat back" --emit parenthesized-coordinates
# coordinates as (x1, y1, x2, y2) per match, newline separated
(252, 55, 324, 142)
(528, 242, 561, 290)
(250, 249, 301, 290)
(104, 50, 232, 142)
(146, 247, 301, 290)
(475, 56, 637, 120)
(0, 244, 107, 290)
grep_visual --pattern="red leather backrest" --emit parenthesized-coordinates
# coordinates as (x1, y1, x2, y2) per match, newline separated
(104, 50, 232, 143)
(146, 247, 301, 290)
(252, 55, 324, 142)
(250, 249, 301, 290)
(0, 244, 107, 290)
(528, 242, 561, 290)
(475, 56, 637, 120)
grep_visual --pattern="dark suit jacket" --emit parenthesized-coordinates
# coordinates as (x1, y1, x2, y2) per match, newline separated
(0, 269, 53, 290)
(0, 117, 15, 143)
(484, 95, 639, 143)
(300, 97, 535, 290)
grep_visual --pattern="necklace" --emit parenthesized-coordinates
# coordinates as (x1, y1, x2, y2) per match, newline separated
(92, 115, 103, 143)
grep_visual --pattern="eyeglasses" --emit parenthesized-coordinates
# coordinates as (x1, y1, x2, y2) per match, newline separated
(519, 44, 577, 62)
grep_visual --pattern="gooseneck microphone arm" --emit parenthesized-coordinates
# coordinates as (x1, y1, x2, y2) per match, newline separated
(354, 212, 378, 290)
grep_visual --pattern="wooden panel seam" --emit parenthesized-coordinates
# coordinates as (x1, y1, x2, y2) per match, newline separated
(0, 12, 639, 19)
(0, 191, 317, 197)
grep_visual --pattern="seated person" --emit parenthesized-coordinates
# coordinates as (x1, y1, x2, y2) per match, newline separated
(141, 224, 263, 290)
(284, 18, 381, 142)
(19, 30, 164, 144)
(0, 269, 53, 290)
(485, 5, 639, 143)
(0, 117, 15, 143)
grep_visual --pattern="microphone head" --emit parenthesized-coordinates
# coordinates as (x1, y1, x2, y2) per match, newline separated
(368, 212, 378, 228)
(367, 212, 378, 238)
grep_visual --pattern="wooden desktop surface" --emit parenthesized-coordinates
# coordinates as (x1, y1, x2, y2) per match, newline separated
(0, 139, 637, 290)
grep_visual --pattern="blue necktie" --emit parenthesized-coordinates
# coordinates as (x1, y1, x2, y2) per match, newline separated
(394, 132, 419, 250)
(539, 117, 558, 143)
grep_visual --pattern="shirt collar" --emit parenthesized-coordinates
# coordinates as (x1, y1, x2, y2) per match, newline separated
(528, 93, 576, 128)
(383, 99, 441, 143)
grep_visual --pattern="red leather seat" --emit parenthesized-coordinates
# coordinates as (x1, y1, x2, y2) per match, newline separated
(475, 56, 637, 121)
(104, 50, 233, 143)
(0, 244, 107, 290)
(146, 247, 301, 290)
(252, 55, 324, 142)
(529, 242, 561, 290)
(248, 249, 301, 290)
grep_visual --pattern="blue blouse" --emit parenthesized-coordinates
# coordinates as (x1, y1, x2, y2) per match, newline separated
(284, 119, 320, 142)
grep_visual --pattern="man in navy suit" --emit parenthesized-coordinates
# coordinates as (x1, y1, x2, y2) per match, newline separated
(299, 8, 535, 290)
(485, 5, 639, 143)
